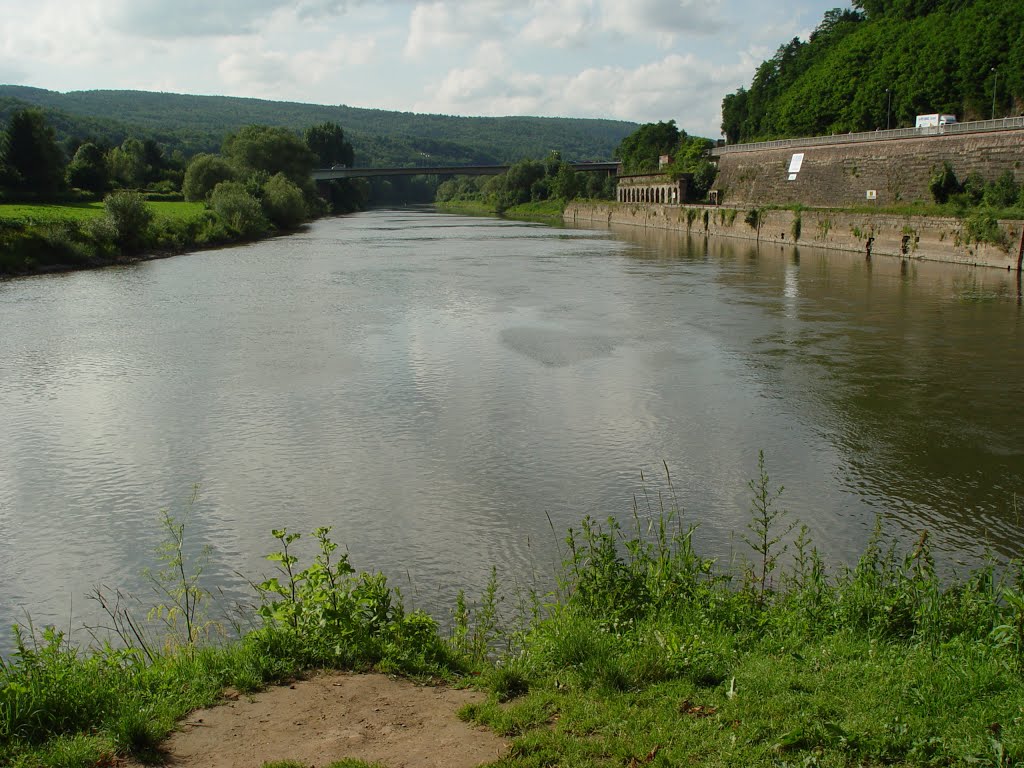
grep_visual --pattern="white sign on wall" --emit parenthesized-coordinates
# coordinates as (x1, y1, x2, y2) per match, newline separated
(788, 153, 805, 173)
(866, 190, 877, 200)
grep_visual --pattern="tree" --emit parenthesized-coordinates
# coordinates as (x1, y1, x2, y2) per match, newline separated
(66, 142, 109, 196)
(107, 138, 148, 189)
(182, 154, 236, 201)
(209, 181, 268, 237)
(222, 125, 317, 188)
(550, 163, 582, 201)
(261, 173, 308, 229)
(484, 159, 545, 212)
(721, 89, 749, 145)
(614, 121, 680, 174)
(1, 109, 66, 200)
(304, 122, 354, 168)
(666, 136, 718, 201)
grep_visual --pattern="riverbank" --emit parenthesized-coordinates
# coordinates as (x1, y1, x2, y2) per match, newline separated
(565, 201, 1024, 270)
(435, 199, 565, 220)
(4, 467, 1023, 768)
(0, 199, 316, 278)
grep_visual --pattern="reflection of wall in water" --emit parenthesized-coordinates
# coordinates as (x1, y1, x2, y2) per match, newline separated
(566, 201, 1022, 271)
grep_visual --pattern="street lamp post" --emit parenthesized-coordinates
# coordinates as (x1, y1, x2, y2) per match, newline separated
(992, 67, 998, 120)
(886, 88, 892, 130)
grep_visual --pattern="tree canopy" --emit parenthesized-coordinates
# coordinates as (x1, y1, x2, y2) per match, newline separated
(721, 0, 1022, 142)
(1, 109, 65, 200)
(613, 121, 718, 201)
(222, 125, 317, 188)
(305, 122, 354, 168)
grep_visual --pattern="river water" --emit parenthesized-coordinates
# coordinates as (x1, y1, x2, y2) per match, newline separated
(1, 209, 1022, 648)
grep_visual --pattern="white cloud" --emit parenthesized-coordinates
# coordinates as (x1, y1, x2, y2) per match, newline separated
(215, 32, 379, 99)
(107, 0, 285, 38)
(600, 0, 725, 40)
(404, 0, 532, 58)
(0, 0, 850, 134)
(519, 0, 597, 48)
(218, 47, 295, 94)
(418, 50, 756, 135)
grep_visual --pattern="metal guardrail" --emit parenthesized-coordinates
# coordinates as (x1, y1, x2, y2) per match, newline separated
(711, 117, 1024, 155)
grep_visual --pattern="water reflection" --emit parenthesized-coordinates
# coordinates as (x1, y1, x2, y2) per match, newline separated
(0, 210, 1022, 652)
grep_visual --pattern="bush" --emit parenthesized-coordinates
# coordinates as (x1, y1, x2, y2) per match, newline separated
(209, 181, 269, 238)
(261, 173, 308, 230)
(983, 170, 1019, 209)
(104, 190, 154, 252)
(929, 162, 961, 204)
(963, 206, 1009, 249)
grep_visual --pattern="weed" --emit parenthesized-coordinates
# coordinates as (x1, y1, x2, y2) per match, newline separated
(742, 451, 795, 600)
(144, 488, 216, 653)
(255, 527, 461, 675)
(964, 207, 1011, 250)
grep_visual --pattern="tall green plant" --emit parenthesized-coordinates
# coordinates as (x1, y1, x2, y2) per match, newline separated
(742, 451, 795, 600)
(143, 490, 215, 653)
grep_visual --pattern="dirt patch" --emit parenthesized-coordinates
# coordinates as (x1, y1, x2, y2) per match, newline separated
(133, 673, 507, 768)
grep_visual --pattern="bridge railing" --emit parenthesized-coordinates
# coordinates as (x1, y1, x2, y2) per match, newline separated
(711, 116, 1024, 155)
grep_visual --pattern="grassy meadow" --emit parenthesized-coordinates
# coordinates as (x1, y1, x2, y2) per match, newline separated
(0, 197, 247, 276)
(0, 201, 207, 224)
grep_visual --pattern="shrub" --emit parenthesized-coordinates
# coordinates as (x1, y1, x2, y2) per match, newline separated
(261, 173, 308, 230)
(929, 162, 961, 204)
(963, 207, 1009, 250)
(209, 181, 269, 238)
(983, 170, 1019, 209)
(104, 190, 154, 252)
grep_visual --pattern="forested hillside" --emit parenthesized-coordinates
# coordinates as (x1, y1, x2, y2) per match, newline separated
(721, 0, 1022, 143)
(0, 86, 635, 166)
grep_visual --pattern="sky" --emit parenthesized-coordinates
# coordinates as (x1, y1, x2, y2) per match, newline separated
(0, 0, 851, 138)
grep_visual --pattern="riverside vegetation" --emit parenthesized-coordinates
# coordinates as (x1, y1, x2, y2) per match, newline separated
(0, 110, 365, 276)
(2, 455, 1023, 768)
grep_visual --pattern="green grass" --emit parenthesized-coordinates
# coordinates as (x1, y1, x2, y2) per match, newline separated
(146, 201, 207, 222)
(505, 200, 566, 219)
(0, 201, 206, 225)
(435, 199, 497, 216)
(0, 202, 106, 223)
(3, 458, 1024, 767)
(435, 198, 568, 220)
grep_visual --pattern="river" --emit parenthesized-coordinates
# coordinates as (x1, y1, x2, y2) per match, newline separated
(1, 208, 1022, 649)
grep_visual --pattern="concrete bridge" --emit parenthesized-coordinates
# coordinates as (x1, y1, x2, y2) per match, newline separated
(312, 161, 619, 181)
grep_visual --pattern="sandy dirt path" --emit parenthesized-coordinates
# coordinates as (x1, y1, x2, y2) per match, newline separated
(128, 672, 508, 768)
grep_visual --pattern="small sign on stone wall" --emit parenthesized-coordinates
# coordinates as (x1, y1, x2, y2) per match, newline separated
(866, 190, 877, 200)
(788, 153, 805, 173)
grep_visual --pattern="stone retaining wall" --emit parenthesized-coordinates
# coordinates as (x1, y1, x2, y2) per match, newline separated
(714, 131, 1024, 208)
(564, 202, 1024, 271)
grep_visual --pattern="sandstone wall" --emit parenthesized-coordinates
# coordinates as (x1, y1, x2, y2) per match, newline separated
(714, 131, 1024, 208)
(564, 202, 1024, 271)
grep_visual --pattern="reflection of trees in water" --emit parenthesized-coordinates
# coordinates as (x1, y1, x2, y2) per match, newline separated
(612, 226, 1024, 561)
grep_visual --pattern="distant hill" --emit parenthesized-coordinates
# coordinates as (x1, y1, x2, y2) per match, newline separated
(721, 0, 1022, 143)
(0, 86, 636, 167)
